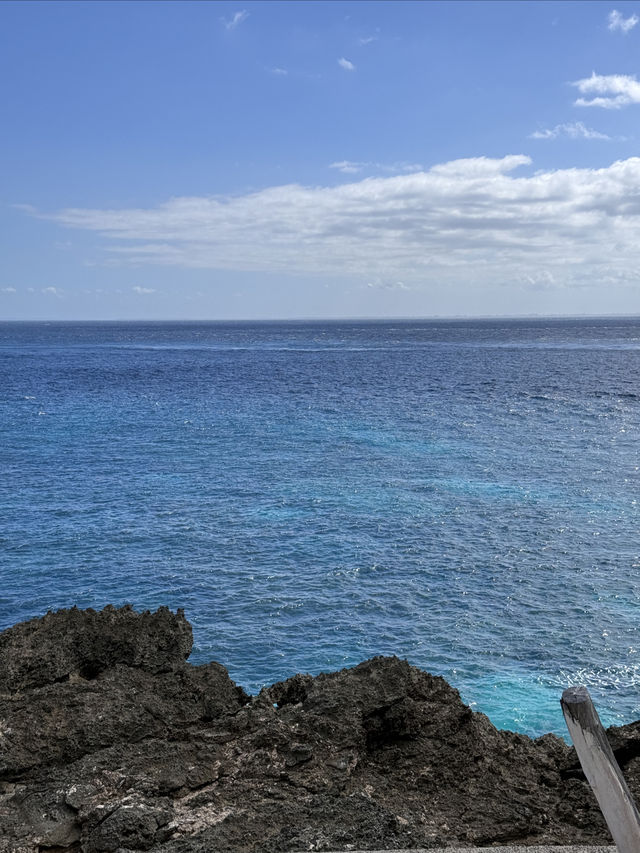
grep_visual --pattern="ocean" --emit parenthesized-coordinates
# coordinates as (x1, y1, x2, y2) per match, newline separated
(1, 318, 639, 737)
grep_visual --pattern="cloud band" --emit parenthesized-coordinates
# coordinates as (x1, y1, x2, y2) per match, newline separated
(39, 155, 640, 291)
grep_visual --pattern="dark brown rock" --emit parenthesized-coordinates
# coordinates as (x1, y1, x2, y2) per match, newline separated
(0, 604, 630, 852)
(0, 604, 193, 693)
(0, 661, 248, 779)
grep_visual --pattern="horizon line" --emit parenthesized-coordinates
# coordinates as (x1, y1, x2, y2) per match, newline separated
(2, 312, 640, 324)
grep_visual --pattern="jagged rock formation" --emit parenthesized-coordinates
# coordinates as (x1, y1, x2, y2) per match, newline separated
(0, 605, 637, 851)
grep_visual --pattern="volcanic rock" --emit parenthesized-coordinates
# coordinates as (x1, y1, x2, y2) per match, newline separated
(0, 604, 192, 693)
(0, 604, 637, 851)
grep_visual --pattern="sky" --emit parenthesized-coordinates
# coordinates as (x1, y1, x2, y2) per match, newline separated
(3, 0, 640, 320)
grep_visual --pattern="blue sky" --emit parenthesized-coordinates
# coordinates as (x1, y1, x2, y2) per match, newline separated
(3, 0, 640, 320)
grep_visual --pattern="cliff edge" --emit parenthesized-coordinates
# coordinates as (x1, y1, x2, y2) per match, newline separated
(1, 605, 639, 852)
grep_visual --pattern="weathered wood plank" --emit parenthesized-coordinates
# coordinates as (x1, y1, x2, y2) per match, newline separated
(561, 686, 640, 853)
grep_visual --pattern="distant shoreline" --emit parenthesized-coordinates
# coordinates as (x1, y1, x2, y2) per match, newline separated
(3, 313, 640, 324)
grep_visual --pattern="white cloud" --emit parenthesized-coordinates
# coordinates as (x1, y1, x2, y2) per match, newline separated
(132, 286, 156, 294)
(338, 57, 356, 72)
(330, 160, 424, 174)
(268, 67, 288, 76)
(40, 155, 640, 293)
(1, 287, 16, 293)
(41, 286, 61, 297)
(366, 279, 411, 291)
(13, 203, 37, 215)
(330, 160, 365, 174)
(573, 72, 640, 108)
(529, 121, 612, 140)
(396, 162, 424, 172)
(222, 10, 249, 31)
(608, 9, 639, 33)
(428, 154, 531, 177)
(518, 269, 557, 291)
(358, 36, 377, 45)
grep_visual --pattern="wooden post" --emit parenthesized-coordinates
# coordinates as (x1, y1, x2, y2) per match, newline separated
(561, 685, 640, 853)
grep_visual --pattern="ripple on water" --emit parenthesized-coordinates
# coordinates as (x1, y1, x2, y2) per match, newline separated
(1, 318, 639, 736)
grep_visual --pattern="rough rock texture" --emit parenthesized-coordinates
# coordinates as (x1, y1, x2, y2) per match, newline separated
(0, 605, 193, 693)
(0, 606, 638, 852)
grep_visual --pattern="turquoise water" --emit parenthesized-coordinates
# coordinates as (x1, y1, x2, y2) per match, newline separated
(1, 318, 639, 736)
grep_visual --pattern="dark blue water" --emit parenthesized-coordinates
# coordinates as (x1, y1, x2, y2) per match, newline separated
(1, 318, 639, 737)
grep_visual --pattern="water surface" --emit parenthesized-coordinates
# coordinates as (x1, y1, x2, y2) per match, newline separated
(1, 318, 639, 736)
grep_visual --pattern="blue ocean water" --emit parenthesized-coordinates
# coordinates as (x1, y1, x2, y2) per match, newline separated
(1, 318, 639, 737)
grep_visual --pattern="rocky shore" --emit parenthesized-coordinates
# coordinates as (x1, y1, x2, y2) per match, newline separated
(0, 606, 638, 852)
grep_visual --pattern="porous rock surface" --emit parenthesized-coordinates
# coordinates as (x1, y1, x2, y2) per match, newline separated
(0, 606, 637, 852)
